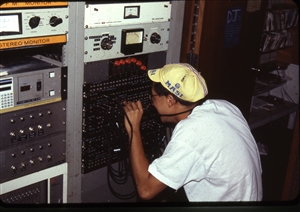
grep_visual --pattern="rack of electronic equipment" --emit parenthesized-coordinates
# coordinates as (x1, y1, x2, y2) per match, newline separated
(0, 1, 185, 203)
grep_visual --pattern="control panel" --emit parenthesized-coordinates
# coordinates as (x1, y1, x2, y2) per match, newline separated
(0, 132, 66, 183)
(84, 2, 171, 28)
(82, 55, 167, 174)
(0, 100, 66, 150)
(0, 7, 68, 40)
(0, 55, 67, 114)
(0, 94, 66, 183)
(83, 1, 171, 62)
(84, 22, 170, 62)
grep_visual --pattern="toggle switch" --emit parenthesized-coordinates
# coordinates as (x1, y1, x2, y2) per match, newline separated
(11, 166, 17, 172)
(21, 163, 26, 171)
(37, 81, 42, 91)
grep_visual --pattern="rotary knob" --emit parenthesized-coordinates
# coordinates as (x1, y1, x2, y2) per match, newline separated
(101, 38, 113, 50)
(150, 33, 161, 44)
(49, 16, 63, 27)
(29, 16, 41, 29)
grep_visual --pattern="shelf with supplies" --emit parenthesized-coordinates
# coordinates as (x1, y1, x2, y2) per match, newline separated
(259, 2, 298, 63)
(253, 60, 289, 96)
(260, 30, 293, 53)
(249, 1, 299, 130)
(249, 62, 298, 130)
(264, 3, 298, 32)
(249, 96, 297, 130)
(248, 73, 298, 129)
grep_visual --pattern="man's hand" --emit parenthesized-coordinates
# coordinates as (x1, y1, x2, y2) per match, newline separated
(122, 100, 166, 200)
(123, 101, 143, 137)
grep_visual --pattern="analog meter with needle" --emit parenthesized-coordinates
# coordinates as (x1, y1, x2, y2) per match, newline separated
(121, 28, 144, 55)
(125, 31, 143, 45)
(124, 6, 140, 19)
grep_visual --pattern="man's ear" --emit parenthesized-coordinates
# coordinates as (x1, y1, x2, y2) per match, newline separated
(167, 94, 176, 107)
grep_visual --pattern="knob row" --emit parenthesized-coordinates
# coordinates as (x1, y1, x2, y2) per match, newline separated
(10, 111, 52, 123)
(29, 16, 63, 29)
(11, 156, 53, 172)
(11, 143, 52, 158)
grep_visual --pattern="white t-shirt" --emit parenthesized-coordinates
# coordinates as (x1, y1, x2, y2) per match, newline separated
(148, 99, 263, 202)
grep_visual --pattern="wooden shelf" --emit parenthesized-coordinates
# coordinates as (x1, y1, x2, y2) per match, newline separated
(253, 79, 287, 96)
(258, 60, 289, 72)
(248, 100, 298, 130)
(269, 3, 298, 10)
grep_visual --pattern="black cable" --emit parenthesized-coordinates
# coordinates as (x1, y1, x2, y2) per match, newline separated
(97, 96, 137, 199)
(100, 127, 137, 200)
(107, 108, 137, 199)
(89, 109, 136, 199)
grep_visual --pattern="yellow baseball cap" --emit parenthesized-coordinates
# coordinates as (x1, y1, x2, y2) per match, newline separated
(148, 63, 208, 102)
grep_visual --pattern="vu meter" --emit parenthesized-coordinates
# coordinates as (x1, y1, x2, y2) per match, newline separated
(124, 6, 140, 19)
(125, 31, 143, 44)
(121, 28, 144, 55)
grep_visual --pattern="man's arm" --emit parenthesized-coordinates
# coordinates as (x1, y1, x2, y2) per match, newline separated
(123, 101, 167, 200)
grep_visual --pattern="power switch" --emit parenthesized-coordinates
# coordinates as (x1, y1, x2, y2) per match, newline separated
(37, 81, 42, 91)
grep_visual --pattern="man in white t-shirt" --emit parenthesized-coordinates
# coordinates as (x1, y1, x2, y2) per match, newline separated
(122, 63, 262, 201)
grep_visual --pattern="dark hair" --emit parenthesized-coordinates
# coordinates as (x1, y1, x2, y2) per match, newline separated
(152, 82, 205, 106)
